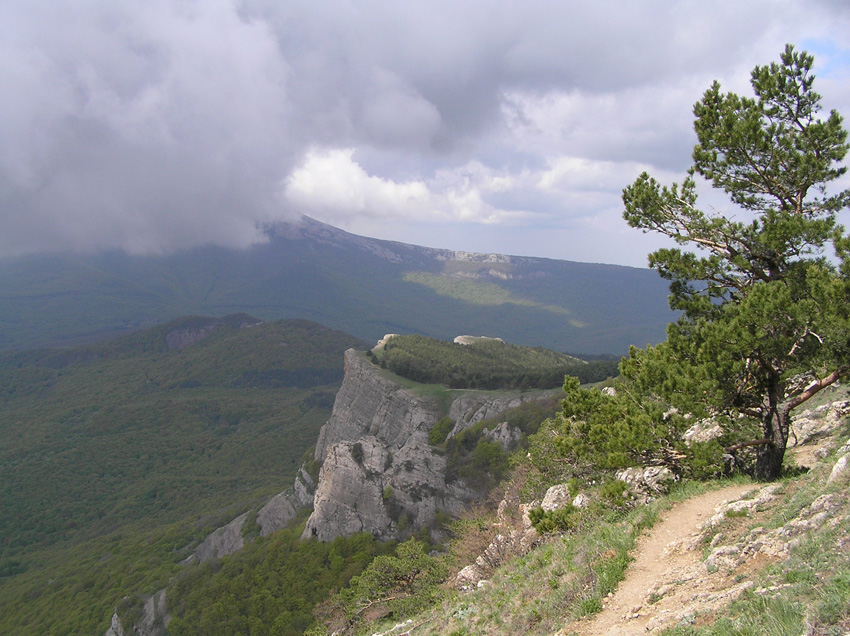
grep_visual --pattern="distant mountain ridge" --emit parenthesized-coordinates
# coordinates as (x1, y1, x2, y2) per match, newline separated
(0, 216, 674, 354)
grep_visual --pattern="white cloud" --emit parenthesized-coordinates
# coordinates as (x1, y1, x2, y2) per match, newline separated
(284, 149, 540, 228)
(284, 148, 431, 218)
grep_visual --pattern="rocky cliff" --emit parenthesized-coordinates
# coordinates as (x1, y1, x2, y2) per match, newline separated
(302, 348, 545, 541)
(182, 345, 553, 559)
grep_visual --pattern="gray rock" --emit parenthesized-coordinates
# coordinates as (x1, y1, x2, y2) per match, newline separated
(447, 394, 531, 438)
(292, 468, 316, 507)
(453, 335, 504, 345)
(572, 493, 590, 508)
(190, 512, 247, 563)
(482, 421, 522, 450)
(105, 613, 125, 636)
(791, 400, 850, 447)
(705, 545, 740, 572)
(616, 466, 676, 500)
(303, 349, 554, 542)
(541, 484, 572, 511)
(455, 564, 487, 589)
(683, 419, 724, 445)
(256, 491, 301, 537)
(105, 590, 169, 636)
(303, 438, 397, 540)
(314, 350, 442, 459)
(828, 454, 850, 484)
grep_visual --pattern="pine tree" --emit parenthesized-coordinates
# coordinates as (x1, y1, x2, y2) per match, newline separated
(622, 45, 850, 480)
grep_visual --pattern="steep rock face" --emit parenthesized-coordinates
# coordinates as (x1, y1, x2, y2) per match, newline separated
(185, 469, 315, 563)
(314, 350, 440, 458)
(256, 469, 316, 537)
(303, 349, 542, 541)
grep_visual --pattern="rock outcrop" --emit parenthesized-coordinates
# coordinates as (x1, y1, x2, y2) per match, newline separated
(185, 346, 551, 553)
(189, 513, 248, 564)
(256, 469, 315, 537)
(105, 590, 169, 636)
(302, 348, 547, 542)
(185, 470, 315, 563)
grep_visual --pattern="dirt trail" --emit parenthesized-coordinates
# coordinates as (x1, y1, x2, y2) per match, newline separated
(557, 483, 755, 636)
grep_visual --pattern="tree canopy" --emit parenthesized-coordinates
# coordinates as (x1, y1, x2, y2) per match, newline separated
(621, 45, 850, 480)
(374, 333, 617, 390)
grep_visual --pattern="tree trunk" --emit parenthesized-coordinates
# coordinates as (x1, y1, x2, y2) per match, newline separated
(754, 440, 785, 480)
(755, 382, 790, 481)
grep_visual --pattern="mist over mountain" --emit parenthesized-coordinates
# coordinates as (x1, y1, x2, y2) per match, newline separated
(0, 216, 673, 355)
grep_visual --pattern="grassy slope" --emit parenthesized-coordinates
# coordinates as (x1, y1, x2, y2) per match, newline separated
(0, 317, 367, 636)
(359, 417, 850, 636)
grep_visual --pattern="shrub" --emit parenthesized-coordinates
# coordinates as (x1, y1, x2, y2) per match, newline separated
(528, 504, 581, 534)
(428, 416, 454, 446)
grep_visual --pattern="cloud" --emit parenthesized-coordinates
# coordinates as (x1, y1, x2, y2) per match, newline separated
(284, 148, 431, 219)
(283, 148, 539, 227)
(0, 0, 847, 265)
(0, 0, 293, 255)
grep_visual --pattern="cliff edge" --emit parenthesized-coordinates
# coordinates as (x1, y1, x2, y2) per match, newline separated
(302, 348, 546, 541)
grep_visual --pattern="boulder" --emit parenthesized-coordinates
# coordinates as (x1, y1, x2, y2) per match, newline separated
(615, 466, 676, 500)
(541, 484, 572, 511)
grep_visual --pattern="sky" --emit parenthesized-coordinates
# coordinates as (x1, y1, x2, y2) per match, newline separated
(1, 1, 849, 267)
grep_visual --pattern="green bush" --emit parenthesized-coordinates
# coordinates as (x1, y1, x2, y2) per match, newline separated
(335, 539, 448, 631)
(600, 480, 630, 509)
(428, 416, 454, 446)
(528, 504, 581, 534)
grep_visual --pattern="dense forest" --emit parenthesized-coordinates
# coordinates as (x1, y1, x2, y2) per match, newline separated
(373, 334, 618, 389)
(166, 527, 394, 636)
(0, 316, 366, 635)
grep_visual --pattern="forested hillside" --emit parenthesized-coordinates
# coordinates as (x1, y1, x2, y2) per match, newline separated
(0, 216, 674, 355)
(0, 316, 366, 635)
(374, 334, 617, 389)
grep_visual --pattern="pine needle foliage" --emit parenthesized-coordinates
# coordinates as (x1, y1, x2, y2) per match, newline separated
(622, 45, 850, 480)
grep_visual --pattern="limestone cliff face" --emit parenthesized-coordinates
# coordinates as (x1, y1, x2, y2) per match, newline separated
(313, 350, 439, 459)
(302, 349, 538, 541)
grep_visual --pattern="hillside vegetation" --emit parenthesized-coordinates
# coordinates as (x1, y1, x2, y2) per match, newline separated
(300, 45, 850, 636)
(374, 334, 617, 389)
(0, 217, 674, 355)
(0, 316, 366, 635)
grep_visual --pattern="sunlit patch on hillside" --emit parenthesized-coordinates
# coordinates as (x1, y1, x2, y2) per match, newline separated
(402, 271, 586, 328)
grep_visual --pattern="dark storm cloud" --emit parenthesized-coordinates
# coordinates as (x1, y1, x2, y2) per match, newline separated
(0, 0, 847, 264)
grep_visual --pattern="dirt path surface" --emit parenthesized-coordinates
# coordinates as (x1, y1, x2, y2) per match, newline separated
(557, 483, 756, 636)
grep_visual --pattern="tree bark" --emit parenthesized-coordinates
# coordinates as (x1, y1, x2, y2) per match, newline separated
(754, 379, 790, 481)
(754, 440, 786, 481)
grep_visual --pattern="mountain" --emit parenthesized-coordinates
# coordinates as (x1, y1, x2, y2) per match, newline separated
(303, 347, 558, 542)
(0, 216, 674, 355)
